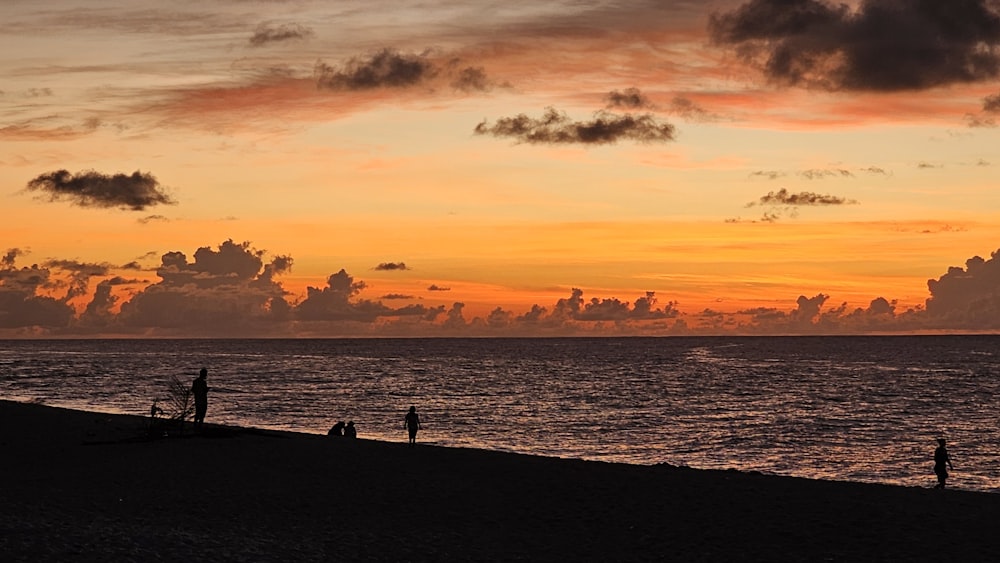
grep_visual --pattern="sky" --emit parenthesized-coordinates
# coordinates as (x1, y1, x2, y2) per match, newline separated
(3, 0, 1000, 337)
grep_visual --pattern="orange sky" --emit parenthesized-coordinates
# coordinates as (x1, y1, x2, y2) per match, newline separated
(3, 0, 1000, 336)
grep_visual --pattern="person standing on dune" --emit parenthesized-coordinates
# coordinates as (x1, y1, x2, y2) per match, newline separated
(191, 368, 209, 431)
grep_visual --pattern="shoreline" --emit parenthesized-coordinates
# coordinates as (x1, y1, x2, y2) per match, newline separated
(3, 399, 999, 561)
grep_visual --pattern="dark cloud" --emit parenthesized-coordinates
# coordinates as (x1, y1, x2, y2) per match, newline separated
(0, 250, 74, 329)
(381, 293, 416, 300)
(925, 249, 1000, 327)
(117, 240, 291, 333)
(25, 169, 176, 211)
(710, 0, 1000, 91)
(966, 93, 1000, 127)
(138, 215, 169, 224)
(474, 108, 676, 145)
(296, 269, 392, 322)
(374, 262, 410, 271)
(428, 284, 451, 291)
(43, 259, 113, 301)
(748, 188, 858, 207)
(315, 48, 436, 90)
(605, 87, 653, 109)
(249, 22, 313, 47)
(917, 162, 941, 169)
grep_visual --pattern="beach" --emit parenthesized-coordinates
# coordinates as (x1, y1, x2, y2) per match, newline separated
(2, 400, 998, 561)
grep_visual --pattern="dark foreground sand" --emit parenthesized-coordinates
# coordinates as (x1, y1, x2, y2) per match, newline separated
(2, 400, 998, 562)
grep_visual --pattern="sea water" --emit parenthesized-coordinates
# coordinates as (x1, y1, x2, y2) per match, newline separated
(2, 336, 998, 492)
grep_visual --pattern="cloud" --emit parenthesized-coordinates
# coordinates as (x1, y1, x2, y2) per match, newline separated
(315, 48, 437, 90)
(474, 107, 676, 145)
(748, 188, 858, 207)
(859, 166, 889, 175)
(750, 170, 786, 180)
(428, 284, 451, 291)
(374, 262, 410, 271)
(25, 169, 176, 211)
(605, 87, 654, 109)
(925, 249, 1000, 328)
(138, 215, 170, 224)
(0, 250, 75, 329)
(381, 293, 416, 300)
(450, 66, 508, 93)
(799, 168, 853, 180)
(710, 0, 1000, 91)
(117, 240, 292, 334)
(984, 92, 1000, 113)
(667, 96, 722, 122)
(249, 22, 313, 47)
(296, 269, 392, 322)
(966, 92, 1000, 127)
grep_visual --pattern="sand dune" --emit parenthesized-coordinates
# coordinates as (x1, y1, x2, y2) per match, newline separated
(2, 399, 998, 561)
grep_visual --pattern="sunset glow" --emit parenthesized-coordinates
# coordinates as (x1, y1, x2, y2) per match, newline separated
(4, 0, 1000, 336)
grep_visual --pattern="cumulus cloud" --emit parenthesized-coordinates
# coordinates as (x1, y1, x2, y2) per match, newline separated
(605, 87, 654, 109)
(0, 249, 75, 329)
(925, 249, 1000, 327)
(709, 0, 1000, 91)
(249, 22, 313, 47)
(474, 107, 676, 145)
(25, 169, 176, 211)
(374, 262, 410, 271)
(428, 284, 451, 291)
(296, 269, 392, 322)
(315, 48, 437, 90)
(117, 240, 292, 333)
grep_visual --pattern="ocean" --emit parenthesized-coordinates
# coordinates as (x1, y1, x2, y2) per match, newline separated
(2, 336, 998, 492)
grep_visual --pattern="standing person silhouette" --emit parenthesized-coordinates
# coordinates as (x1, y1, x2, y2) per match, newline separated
(404, 406, 420, 445)
(934, 438, 954, 489)
(191, 368, 209, 431)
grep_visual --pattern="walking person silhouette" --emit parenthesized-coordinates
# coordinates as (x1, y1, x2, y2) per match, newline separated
(934, 438, 954, 489)
(191, 368, 209, 431)
(404, 406, 421, 445)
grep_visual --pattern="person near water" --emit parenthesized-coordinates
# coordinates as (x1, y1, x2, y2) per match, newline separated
(191, 368, 209, 431)
(404, 406, 420, 445)
(328, 421, 345, 436)
(934, 438, 954, 489)
(344, 421, 357, 438)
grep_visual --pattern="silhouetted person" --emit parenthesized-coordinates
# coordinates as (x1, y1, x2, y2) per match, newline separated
(328, 421, 345, 436)
(404, 405, 420, 445)
(344, 421, 357, 438)
(191, 368, 209, 431)
(934, 438, 954, 489)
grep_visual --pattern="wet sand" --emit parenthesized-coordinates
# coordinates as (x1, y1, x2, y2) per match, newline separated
(2, 399, 998, 561)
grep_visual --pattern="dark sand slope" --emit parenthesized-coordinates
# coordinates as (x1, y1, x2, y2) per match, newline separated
(2, 400, 998, 562)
